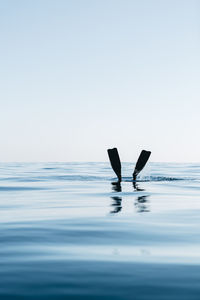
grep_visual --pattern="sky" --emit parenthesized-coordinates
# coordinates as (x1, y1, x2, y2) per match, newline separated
(0, 0, 200, 162)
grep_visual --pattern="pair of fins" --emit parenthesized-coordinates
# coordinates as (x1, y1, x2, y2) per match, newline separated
(107, 148, 151, 182)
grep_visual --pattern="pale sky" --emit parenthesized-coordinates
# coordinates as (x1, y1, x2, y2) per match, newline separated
(0, 0, 199, 162)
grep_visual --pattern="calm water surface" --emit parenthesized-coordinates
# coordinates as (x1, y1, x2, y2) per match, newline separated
(1, 162, 200, 299)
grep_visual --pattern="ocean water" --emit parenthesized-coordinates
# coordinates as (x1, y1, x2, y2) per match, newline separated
(1, 162, 200, 299)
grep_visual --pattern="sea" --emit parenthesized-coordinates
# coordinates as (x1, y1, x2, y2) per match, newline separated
(1, 162, 200, 299)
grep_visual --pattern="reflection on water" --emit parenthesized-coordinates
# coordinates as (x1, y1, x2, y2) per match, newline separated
(110, 182, 122, 214)
(111, 181, 122, 192)
(135, 195, 150, 213)
(110, 182, 150, 214)
(110, 196, 122, 214)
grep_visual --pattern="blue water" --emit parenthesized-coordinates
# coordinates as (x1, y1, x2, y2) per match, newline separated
(1, 162, 200, 299)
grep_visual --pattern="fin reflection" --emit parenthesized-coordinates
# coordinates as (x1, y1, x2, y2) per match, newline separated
(110, 182, 150, 214)
(111, 181, 122, 192)
(110, 196, 122, 214)
(134, 195, 150, 213)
